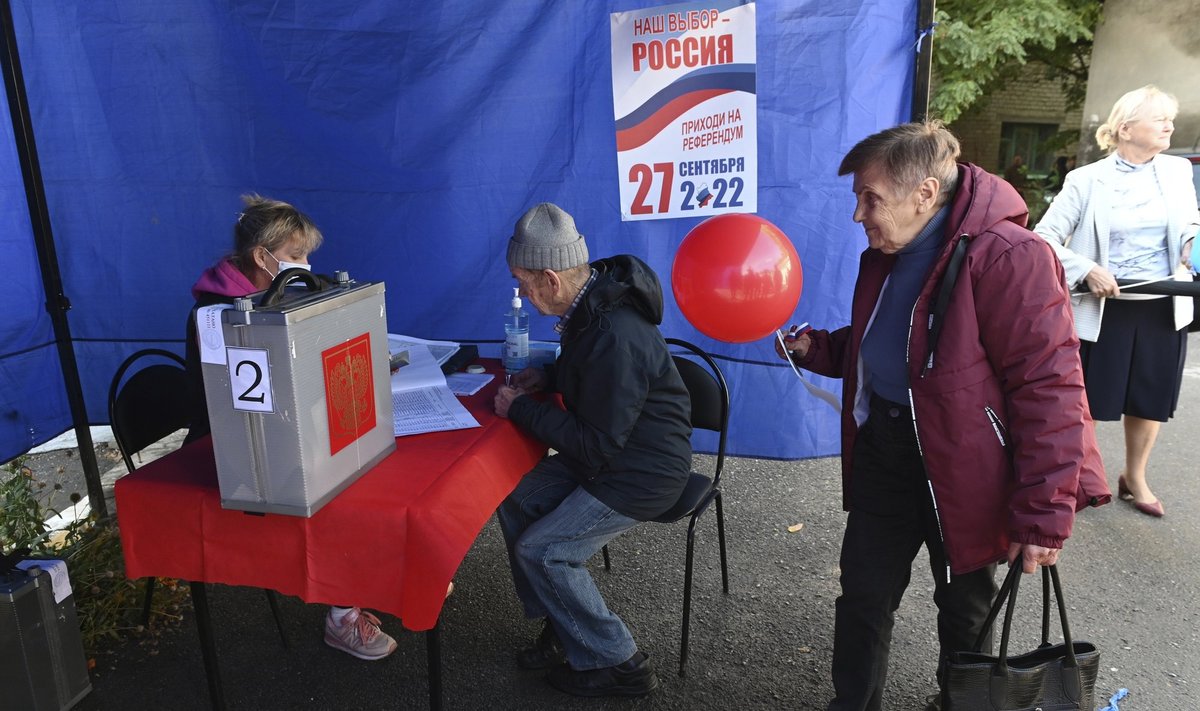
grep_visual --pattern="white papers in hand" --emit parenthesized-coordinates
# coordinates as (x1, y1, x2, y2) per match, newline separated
(774, 331, 842, 413)
(390, 344, 479, 435)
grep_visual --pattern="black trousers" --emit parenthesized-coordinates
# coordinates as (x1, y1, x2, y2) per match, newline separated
(828, 396, 997, 711)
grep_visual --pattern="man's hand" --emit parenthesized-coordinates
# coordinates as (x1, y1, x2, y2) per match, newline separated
(493, 385, 524, 419)
(1007, 542, 1060, 574)
(1084, 265, 1120, 298)
(511, 366, 548, 393)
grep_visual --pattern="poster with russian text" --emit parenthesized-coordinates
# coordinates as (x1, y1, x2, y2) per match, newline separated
(611, 1, 757, 221)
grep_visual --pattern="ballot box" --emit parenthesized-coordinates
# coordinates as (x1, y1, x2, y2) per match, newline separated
(0, 560, 92, 711)
(199, 269, 396, 516)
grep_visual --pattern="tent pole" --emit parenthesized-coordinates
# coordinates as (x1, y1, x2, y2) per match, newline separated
(0, 0, 106, 518)
(911, 0, 936, 122)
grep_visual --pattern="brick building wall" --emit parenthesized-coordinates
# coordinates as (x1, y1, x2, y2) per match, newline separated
(946, 63, 1083, 177)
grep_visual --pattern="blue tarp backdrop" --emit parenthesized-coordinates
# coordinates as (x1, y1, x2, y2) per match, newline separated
(0, 0, 916, 463)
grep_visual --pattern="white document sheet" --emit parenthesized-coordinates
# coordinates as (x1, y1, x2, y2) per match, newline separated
(387, 333, 460, 367)
(446, 372, 494, 396)
(196, 304, 233, 364)
(774, 331, 842, 413)
(390, 344, 479, 436)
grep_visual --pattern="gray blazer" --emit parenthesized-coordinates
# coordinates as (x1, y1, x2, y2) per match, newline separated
(1034, 152, 1199, 341)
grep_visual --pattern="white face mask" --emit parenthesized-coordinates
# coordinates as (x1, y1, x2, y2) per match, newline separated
(263, 249, 311, 278)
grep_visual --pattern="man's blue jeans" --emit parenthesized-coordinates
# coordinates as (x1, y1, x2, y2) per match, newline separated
(497, 455, 640, 671)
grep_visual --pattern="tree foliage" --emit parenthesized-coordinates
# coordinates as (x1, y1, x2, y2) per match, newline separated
(931, 0, 1104, 123)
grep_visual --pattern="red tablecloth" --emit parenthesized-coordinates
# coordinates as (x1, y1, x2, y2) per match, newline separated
(114, 365, 546, 631)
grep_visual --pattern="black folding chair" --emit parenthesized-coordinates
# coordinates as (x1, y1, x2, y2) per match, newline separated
(108, 348, 288, 644)
(601, 337, 731, 677)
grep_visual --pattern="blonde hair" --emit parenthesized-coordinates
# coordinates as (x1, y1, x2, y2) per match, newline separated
(1095, 85, 1179, 153)
(231, 194, 323, 265)
(838, 120, 961, 205)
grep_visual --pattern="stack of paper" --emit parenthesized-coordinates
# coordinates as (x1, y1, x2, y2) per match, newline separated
(389, 343, 480, 436)
(387, 334, 460, 368)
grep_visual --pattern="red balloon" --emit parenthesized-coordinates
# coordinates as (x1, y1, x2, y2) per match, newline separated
(671, 214, 802, 343)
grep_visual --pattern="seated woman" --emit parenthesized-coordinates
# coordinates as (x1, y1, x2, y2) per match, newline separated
(183, 194, 399, 661)
(184, 194, 322, 444)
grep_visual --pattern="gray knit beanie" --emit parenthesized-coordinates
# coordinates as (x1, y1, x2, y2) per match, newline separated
(506, 203, 589, 271)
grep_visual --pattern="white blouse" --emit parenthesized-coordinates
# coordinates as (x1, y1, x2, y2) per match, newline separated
(1107, 155, 1171, 282)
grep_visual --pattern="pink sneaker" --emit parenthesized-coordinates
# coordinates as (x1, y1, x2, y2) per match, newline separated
(324, 608, 397, 661)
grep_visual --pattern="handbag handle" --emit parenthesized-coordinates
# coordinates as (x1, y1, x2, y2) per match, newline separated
(973, 564, 1081, 680)
(259, 267, 336, 307)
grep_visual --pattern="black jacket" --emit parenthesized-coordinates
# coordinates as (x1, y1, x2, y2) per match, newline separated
(508, 255, 692, 520)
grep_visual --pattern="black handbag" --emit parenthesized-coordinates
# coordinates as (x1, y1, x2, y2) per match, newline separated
(943, 564, 1099, 710)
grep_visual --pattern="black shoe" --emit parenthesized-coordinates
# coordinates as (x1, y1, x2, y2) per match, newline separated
(925, 691, 943, 711)
(516, 619, 566, 670)
(546, 651, 660, 698)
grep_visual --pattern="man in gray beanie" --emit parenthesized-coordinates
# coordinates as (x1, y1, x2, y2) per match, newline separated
(494, 202, 693, 698)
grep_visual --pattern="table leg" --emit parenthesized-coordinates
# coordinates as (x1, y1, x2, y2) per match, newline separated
(189, 581, 227, 711)
(425, 621, 442, 711)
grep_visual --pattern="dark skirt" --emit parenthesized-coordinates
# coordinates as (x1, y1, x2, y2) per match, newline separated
(1079, 297, 1187, 422)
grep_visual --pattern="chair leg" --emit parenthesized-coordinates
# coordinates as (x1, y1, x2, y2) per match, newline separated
(715, 492, 730, 594)
(264, 590, 289, 648)
(602, 544, 611, 571)
(678, 520, 699, 677)
(142, 577, 157, 627)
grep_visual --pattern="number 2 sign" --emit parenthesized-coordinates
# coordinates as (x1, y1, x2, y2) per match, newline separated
(227, 347, 274, 413)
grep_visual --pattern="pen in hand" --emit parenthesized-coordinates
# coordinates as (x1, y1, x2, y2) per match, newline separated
(784, 322, 811, 341)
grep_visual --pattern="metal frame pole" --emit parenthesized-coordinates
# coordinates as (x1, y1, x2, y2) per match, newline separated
(911, 0, 936, 122)
(0, 0, 105, 517)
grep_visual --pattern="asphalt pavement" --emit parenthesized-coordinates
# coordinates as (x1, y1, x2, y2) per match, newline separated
(64, 332, 1199, 710)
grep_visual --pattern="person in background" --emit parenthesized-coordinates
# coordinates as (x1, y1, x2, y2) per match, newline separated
(1045, 155, 1071, 194)
(493, 202, 692, 698)
(776, 121, 1108, 711)
(183, 194, 402, 661)
(1002, 153, 1027, 193)
(1035, 85, 1198, 518)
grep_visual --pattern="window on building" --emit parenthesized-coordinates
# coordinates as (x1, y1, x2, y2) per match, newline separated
(998, 122, 1059, 183)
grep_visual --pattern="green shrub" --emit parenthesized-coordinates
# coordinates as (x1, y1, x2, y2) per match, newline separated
(1, 456, 188, 657)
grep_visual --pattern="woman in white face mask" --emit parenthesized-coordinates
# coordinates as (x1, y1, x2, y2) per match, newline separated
(179, 195, 403, 662)
(184, 193, 324, 444)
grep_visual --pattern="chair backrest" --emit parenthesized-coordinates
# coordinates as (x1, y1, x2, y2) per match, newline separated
(665, 338, 730, 488)
(107, 349, 191, 472)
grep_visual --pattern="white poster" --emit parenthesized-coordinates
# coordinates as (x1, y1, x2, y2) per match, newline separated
(611, 1, 757, 221)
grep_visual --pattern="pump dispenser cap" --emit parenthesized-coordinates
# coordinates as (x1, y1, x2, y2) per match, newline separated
(512, 287, 522, 309)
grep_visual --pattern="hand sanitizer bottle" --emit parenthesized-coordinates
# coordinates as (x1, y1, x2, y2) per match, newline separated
(504, 287, 529, 376)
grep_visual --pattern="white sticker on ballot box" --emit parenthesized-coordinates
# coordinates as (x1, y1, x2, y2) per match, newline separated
(197, 304, 233, 365)
(226, 347, 275, 413)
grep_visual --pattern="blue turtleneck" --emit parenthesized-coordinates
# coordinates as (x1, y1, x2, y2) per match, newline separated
(860, 205, 949, 404)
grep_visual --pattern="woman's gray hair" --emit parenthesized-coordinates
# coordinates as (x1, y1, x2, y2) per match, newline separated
(1095, 85, 1179, 153)
(838, 120, 961, 205)
(231, 193, 323, 264)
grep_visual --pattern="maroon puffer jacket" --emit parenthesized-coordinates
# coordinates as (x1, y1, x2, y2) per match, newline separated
(801, 163, 1110, 575)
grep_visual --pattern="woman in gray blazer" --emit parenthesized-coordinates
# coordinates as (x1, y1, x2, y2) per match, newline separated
(1035, 85, 1198, 518)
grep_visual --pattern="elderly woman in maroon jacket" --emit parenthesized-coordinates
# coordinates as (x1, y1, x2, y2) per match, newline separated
(776, 121, 1109, 711)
